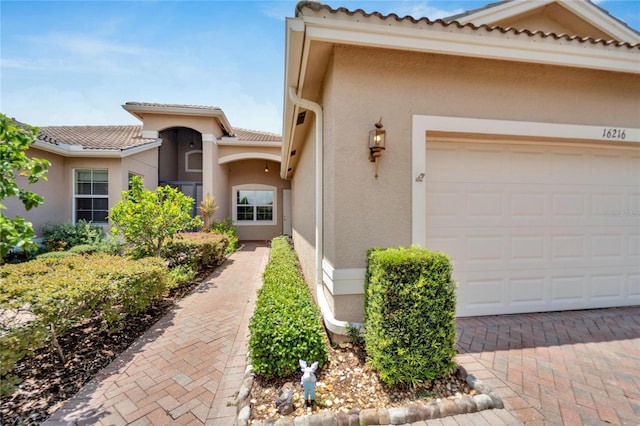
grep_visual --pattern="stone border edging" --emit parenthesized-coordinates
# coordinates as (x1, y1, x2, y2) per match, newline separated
(234, 362, 504, 426)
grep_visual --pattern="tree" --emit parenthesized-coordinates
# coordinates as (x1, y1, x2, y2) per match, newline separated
(109, 176, 203, 256)
(0, 114, 50, 261)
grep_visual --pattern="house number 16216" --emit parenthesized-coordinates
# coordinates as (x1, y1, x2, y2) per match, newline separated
(602, 128, 626, 140)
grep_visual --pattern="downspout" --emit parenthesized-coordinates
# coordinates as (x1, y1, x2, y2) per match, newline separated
(288, 87, 357, 336)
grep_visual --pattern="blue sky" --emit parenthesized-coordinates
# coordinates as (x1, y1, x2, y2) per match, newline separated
(1, 0, 638, 134)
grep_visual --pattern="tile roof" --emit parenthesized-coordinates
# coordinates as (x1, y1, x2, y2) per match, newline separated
(123, 102, 222, 111)
(295, 1, 640, 49)
(445, 0, 640, 40)
(38, 125, 157, 150)
(233, 128, 281, 142)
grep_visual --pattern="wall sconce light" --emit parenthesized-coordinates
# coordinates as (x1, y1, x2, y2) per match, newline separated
(264, 161, 269, 173)
(189, 141, 194, 149)
(368, 118, 386, 179)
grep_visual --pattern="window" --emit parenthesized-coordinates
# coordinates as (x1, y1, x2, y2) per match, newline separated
(74, 169, 108, 223)
(232, 184, 276, 225)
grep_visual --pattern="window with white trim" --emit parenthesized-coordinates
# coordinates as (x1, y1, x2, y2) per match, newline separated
(232, 184, 276, 225)
(74, 169, 108, 223)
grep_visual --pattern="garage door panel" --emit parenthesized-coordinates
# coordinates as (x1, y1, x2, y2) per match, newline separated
(425, 141, 640, 316)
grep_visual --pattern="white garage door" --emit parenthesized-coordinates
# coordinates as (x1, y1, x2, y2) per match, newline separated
(425, 140, 640, 317)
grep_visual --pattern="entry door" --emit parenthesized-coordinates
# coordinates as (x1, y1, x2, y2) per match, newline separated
(283, 189, 292, 236)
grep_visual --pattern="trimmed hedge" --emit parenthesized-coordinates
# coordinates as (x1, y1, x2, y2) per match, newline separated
(365, 246, 457, 388)
(0, 254, 169, 393)
(248, 236, 328, 378)
(161, 232, 229, 270)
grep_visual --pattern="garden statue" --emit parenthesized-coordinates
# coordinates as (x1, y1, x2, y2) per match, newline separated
(299, 360, 318, 408)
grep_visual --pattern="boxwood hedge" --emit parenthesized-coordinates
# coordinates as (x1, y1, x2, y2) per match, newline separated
(365, 246, 457, 388)
(248, 236, 328, 378)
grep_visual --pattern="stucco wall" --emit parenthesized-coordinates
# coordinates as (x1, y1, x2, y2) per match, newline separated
(291, 44, 640, 325)
(121, 148, 159, 190)
(291, 118, 318, 296)
(3, 148, 69, 237)
(324, 45, 640, 271)
(227, 159, 291, 240)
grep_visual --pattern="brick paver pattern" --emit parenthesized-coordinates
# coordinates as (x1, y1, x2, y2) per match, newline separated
(44, 242, 270, 426)
(43, 240, 640, 426)
(455, 307, 640, 426)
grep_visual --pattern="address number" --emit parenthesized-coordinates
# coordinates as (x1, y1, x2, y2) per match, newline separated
(602, 128, 626, 140)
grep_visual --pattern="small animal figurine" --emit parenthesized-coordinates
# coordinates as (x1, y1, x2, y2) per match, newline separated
(299, 359, 318, 408)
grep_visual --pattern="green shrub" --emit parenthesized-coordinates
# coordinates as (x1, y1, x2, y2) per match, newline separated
(41, 220, 104, 252)
(248, 236, 328, 379)
(68, 244, 99, 255)
(160, 232, 229, 270)
(0, 254, 168, 393)
(364, 246, 457, 388)
(35, 251, 78, 260)
(209, 218, 239, 255)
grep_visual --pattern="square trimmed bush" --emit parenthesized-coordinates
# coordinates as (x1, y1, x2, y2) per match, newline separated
(365, 246, 457, 388)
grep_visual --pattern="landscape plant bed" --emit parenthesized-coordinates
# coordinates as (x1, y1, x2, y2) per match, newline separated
(0, 268, 214, 426)
(249, 342, 473, 423)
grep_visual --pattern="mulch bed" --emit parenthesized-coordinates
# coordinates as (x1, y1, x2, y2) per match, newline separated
(0, 270, 212, 426)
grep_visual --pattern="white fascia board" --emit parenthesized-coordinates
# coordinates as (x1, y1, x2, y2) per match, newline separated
(456, 0, 640, 44)
(33, 140, 162, 158)
(302, 18, 639, 74)
(217, 140, 281, 147)
(562, 1, 640, 43)
(282, 17, 306, 179)
(454, 0, 554, 25)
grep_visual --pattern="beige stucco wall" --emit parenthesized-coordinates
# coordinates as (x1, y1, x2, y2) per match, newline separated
(291, 44, 640, 324)
(141, 115, 223, 138)
(3, 148, 69, 237)
(3, 147, 159, 241)
(121, 148, 159, 190)
(291, 118, 318, 296)
(227, 159, 291, 240)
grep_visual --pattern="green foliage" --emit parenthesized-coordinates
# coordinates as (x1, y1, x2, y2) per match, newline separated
(209, 218, 239, 255)
(364, 246, 458, 388)
(249, 236, 328, 379)
(159, 232, 229, 271)
(68, 244, 99, 255)
(345, 323, 364, 347)
(0, 254, 169, 392)
(198, 193, 218, 229)
(0, 114, 50, 261)
(109, 175, 203, 257)
(41, 220, 104, 252)
(167, 264, 196, 286)
(35, 251, 78, 260)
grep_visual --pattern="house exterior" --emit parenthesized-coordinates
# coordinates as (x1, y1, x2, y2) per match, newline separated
(6, 102, 290, 241)
(282, 0, 640, 338)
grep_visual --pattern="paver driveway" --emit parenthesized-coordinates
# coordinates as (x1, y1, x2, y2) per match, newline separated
(454, 307, 640, 425)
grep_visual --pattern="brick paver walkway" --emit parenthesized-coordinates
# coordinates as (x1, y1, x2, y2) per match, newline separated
(454, 307, 640, 425)
(43, 240, 639, 425)
(44, 242, 270, 426)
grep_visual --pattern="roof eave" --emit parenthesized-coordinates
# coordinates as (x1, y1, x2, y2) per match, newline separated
(281, 17, 306, 179)
(122, 104, 235, 136)
(452, 0, 640, 44)
(33, 139, 162, 158)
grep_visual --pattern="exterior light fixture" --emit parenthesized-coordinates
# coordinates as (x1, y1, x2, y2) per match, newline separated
(189, 141, 194, 149)
(368, 118, 386, 179)
(264, 161, 269, 173)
